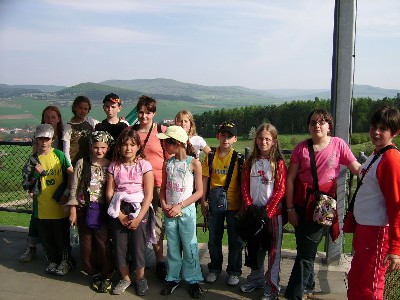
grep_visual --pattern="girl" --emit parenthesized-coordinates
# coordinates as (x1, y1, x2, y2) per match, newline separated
(66, 131, 115, 293)
(157, 126, 204, 298)
(240, 123, 287, 300)
(284, 109, 360, 300)
(19, 105, 65, 263)
(106, 127, 154, 296)
(63, 96, 99, 165)
(175, 110, 211, 159)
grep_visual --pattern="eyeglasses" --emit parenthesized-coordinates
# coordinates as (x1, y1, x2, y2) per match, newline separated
(309, 120, 327, 127)
(257, 137, 274, 142)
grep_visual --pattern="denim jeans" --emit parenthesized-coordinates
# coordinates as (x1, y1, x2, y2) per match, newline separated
(284, 207, 327, 300)
(207, 210, 243, 276)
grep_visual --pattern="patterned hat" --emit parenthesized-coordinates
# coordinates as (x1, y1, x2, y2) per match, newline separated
(90, 131, 114, 146)
(217, 121, 237, 136)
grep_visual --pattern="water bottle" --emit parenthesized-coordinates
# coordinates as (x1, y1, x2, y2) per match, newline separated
(70, 225, 79, 247)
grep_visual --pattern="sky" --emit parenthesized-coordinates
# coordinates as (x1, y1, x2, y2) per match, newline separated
(0, 0, 399, 90)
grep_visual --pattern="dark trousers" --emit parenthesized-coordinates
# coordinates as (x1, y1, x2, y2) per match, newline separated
(207, 210, 243, 276)
(77, 212, 114, 277)
(284, 207, 327, 300)
(38, 218, 70, 264)
(110, 202, 148, 271)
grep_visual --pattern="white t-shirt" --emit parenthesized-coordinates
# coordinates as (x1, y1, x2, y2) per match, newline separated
(190, 135, 207, 159)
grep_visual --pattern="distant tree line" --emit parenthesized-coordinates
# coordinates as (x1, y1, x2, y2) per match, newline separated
(194, 96, 400, 138)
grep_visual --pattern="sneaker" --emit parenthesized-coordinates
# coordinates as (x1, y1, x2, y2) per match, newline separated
(161, 281, 180, 295)
(227, 275, 240, 286)
(189, 283, 203, 299)
(261, 293, 278, 300)
(303, 289, 315, 299)
(98, 278, 112, 293)
(45, 262, 58, 274)
(205, 272, 219, 283)
(156, 261, 167, 280)
(92, 274, 102, 292)
(112, 279, 131, 295)
(136, 278, 149, 296)
(54, 260, 71, 276)
(19, 247, 36, 262)
(240, 281, 264, 293)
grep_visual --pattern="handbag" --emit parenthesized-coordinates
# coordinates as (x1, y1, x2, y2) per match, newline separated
(85, 201, 104, 229)
(308, 139, 337, 226)
(343, 144, 397, 233)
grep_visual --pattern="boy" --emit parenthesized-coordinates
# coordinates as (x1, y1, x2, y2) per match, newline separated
(22, 124, 74, 275)
(200, 121, 244, 286)
(95, 93, 129, 159)
(347, 106, 400, 299)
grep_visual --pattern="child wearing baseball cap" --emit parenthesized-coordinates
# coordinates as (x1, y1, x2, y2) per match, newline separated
(22, 124, 74, 276)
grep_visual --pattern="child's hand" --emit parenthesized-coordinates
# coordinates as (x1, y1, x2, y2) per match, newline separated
(34, 164, 44, 174)
(118, 213, 129, 226)
(201, 201, 209, 217)
(126, 218, 140, 230)
(162, 204, 172, 216)
(169, 204, 183, 218)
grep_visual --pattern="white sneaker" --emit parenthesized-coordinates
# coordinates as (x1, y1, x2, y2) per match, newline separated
(205, 272, 219, 283)
(19, 247, 36, 262)
(54, 260, 71, 276)
(227, 275, 240, 286)
(45, 262, 58, 274)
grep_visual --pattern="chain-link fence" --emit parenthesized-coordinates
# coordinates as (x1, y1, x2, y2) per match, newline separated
(385, 270, 400, 300)
(0, 141, 33, 213)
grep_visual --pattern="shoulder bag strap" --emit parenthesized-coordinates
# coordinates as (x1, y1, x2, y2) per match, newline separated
(142, 122, 154, 148)
(307, 139, 319, 192)
(348, 144, 397, 212)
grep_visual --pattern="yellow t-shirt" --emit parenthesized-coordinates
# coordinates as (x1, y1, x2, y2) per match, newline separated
(202, 147, 242, 210)
(37, 149, 70, 219)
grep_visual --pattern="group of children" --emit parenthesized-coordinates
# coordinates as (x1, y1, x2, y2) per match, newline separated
(24, 92, 397, 300)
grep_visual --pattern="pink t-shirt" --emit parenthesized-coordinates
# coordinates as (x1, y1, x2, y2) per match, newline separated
(290, 137, 356, 186)
(136, 124, 169, 187)
(108, 159, 153, 194)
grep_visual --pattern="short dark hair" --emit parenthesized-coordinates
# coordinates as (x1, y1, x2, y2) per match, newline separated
(136, 95, 157, 113)
(370, 106, 400, 134)
(72, 96, 91, 115)
(307, 109, 334, 134)
(103, 93, 121, 105)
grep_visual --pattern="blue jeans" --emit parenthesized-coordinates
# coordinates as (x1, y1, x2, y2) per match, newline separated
(284, 207, 327, 300)
(207, 210, 243, 276)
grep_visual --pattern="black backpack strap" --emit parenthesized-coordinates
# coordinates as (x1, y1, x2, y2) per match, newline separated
(224, 150, 238, 191)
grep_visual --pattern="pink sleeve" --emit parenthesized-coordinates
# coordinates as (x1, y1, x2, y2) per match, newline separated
(108, 162, 116, 175)
(337, 137, 357, 167)
(376, 149, 400, 256)
(140, 159, 153, 174)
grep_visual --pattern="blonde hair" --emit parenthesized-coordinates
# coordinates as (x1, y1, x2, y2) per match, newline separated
(248, 123, 284, 180)
(175, 110, 197, 137)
